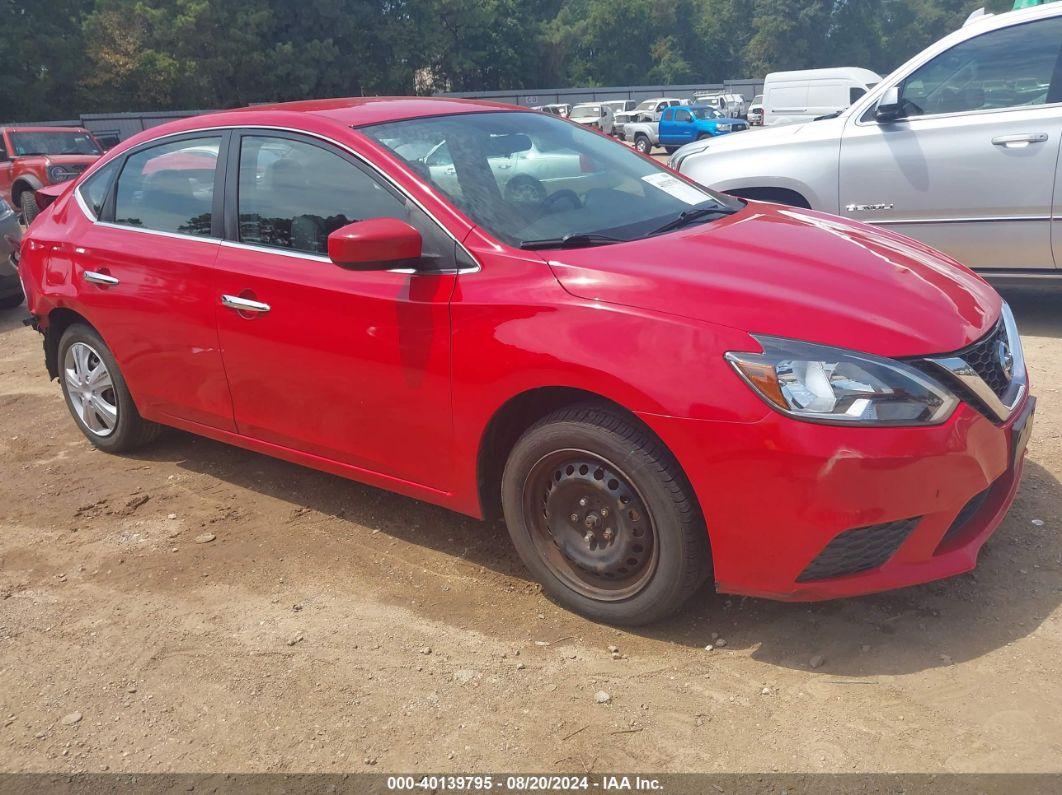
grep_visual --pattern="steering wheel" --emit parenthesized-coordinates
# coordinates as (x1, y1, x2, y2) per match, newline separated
(543, 189, 581, 212)
(504, 174, 548, 204)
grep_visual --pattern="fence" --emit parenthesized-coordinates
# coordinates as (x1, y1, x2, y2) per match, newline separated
(4, 79, 765, 144)
(442, 79, 765, 106)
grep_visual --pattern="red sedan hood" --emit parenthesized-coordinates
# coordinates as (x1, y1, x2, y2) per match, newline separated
(544, 204, 1001, 357)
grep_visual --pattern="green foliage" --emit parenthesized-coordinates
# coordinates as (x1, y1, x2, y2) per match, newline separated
(0, 0, 999, 120)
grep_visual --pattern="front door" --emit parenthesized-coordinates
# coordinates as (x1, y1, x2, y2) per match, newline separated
(839, 15, 1062, 271)
(212, 132, 457, 488)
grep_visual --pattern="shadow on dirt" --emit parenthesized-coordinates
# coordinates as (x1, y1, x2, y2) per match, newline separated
(131, 419, 1060, 678)
(1000, 286, 1062, 338)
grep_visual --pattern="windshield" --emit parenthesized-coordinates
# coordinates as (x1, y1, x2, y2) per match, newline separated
(690, 107, 724, 120)
(362, 111, 740, 248)
(8, 130, 101, 157)
(570, 105, 601, 119)
(634, 100, 658, 112)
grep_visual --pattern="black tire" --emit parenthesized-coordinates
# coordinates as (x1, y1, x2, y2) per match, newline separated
(0, 288, 24, 309)
(697, 133, 711, 141)
(58, 323, 161, 453)
(20, 190, 40, 224)
(501, 404, 710, 625)
(664, 146, 679, 155)
(634, 135, 652, 154)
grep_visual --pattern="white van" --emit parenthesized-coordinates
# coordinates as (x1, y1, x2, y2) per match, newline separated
(762, 67, 881, 126)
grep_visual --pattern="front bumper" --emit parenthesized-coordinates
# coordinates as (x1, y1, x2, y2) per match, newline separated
(642, 395, 1033, 601)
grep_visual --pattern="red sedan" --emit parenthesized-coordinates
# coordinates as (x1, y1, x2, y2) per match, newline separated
(18, 98, 1034, 625)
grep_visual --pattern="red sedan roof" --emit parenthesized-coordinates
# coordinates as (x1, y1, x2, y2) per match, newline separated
(232, 96, 520, 127)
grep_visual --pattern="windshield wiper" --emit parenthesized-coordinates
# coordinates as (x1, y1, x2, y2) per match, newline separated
(519, 232, 625, 250)
(648, 205, 737, 237)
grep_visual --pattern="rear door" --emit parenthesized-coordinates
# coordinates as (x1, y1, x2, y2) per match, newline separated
(70, 134, 235, 429)
(839, 15, 1062, 271)
(211, 131, 458, 487)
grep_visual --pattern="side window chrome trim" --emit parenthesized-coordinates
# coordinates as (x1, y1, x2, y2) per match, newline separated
(217, 239, 469, 275)
(74, 186, 98, 222)
(75, 123, 481, 275)
(95, 221, 221, 245)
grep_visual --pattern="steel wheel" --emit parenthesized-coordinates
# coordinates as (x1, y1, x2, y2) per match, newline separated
(522, 449, 658, 601)
(63, 341, 118, 437)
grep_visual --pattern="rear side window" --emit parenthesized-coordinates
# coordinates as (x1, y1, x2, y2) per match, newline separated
(77, 159, 120, 219)
(114, 137, 221, 236)
(237, 135, 407, 256)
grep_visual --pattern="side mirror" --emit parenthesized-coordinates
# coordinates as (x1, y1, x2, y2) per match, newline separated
(328, 218, 422, 271)
(875, 86, 903, 123)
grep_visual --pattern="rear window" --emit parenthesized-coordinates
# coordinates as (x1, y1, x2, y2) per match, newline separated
(77, 160, 120, 219)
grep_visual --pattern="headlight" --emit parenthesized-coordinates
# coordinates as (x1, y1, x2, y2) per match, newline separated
(726, 336, 958, 426)
(48, 166, 80, 183)
(715, 124, 732, 132)
(0, 197, 12, 219)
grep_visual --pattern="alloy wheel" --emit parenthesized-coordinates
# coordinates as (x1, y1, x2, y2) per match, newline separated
(64, 342, 118, 437)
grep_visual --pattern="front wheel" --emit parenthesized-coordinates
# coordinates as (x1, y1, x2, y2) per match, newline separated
(58, 323, 161, 452)
(634, 135, 652, 155)
(501, 405, 710, 625)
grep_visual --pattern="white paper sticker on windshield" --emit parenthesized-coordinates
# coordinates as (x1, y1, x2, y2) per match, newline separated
(641, 172, 710, 205)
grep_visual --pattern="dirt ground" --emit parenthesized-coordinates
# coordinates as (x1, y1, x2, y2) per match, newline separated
(0, 288, 1060, 776)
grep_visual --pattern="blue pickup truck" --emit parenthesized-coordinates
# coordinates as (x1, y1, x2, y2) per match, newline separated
(658, 105, 747, 153)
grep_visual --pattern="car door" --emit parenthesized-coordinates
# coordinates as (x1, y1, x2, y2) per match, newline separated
(70, 134, 235, 430)
(212, 131, 458, 488)
(839, 15, 1062, 271)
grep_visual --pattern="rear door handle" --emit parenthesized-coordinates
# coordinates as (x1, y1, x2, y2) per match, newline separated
(84, 270, 119, 286)
(221, 294, 270, 314)
(992, 133, 1048, 148)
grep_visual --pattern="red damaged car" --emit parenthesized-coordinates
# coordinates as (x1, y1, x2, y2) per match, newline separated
(0, 126, 103, 223)
(17, 98, 1034, 624)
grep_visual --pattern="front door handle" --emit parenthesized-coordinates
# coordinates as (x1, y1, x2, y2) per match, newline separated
(992, 133, 1048, 148)
(221, 294, 271, 314)
(84, 270, 119, 286)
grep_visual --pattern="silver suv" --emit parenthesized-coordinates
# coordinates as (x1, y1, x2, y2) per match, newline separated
(674, 5, 1062, 281)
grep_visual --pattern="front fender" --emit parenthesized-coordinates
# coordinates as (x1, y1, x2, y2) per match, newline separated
(680, 130, 842, 212)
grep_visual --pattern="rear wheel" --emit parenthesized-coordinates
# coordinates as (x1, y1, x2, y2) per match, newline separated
(664, 146, 679, 155)
(502, 404, 710, 625)
(634, 135, 652, 155)
(20, 190, 40, 224)
(58, 324, 161, 453)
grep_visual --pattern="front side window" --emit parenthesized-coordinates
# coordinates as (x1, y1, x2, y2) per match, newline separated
(849, 86, 867, 104)
(8, 130, 101, 157)
(114, 137, 220, 236)
(690, 108, 722, 120)
(675, 109, 693, 123)
(363, 111, 740, 248)
(77, 159, 120, 219)
(898, 17, 1062, 117)
(238, 136, 407, 255)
